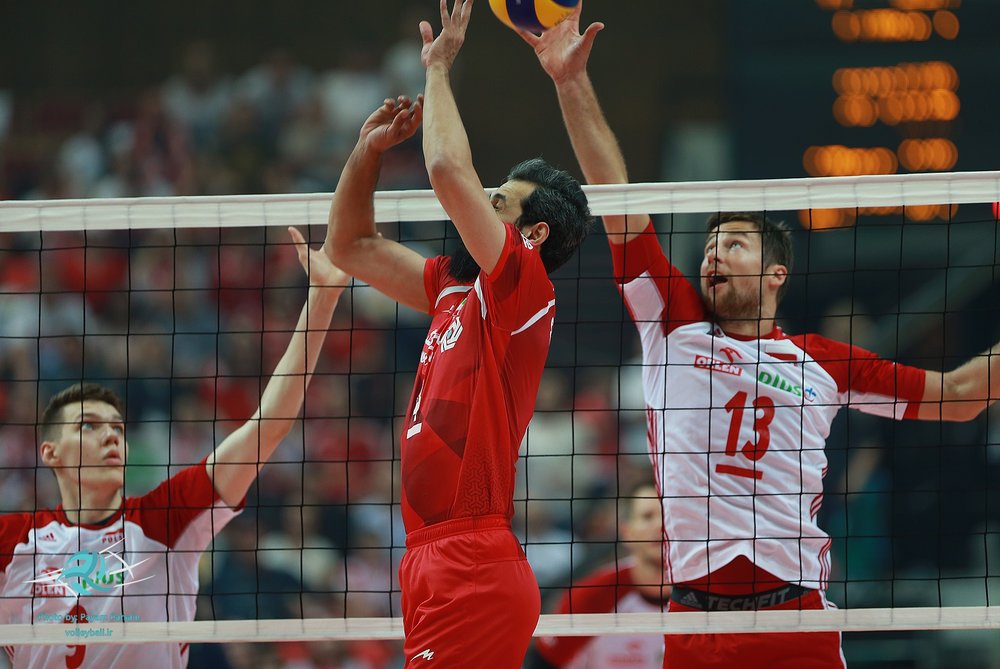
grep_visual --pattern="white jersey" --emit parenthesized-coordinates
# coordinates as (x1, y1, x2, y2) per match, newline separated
(0, 462, 240, 669)
(612, 227, 925, 589)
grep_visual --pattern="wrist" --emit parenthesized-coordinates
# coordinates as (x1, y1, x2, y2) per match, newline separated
(425, 61, 453, 77)
(553, 69, 591, 90)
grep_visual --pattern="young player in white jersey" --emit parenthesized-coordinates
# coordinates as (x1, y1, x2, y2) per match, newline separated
(515, 5, 1000, 667)
(0, 227, 347, 669)
(526, 484, 669, 669)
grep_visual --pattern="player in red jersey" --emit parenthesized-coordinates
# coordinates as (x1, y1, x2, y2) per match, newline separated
(324, 2, 591, 666)
(0, 228, 347, 669)
(517, 5, 1000, 668)
(526, 483, 670, 669)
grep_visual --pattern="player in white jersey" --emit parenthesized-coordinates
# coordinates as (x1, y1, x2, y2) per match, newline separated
(517, 5, 1000, 668)
(0, 227, 347, 669)
(526, 484, 669, 669)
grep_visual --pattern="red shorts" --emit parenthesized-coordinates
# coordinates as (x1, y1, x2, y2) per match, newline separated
(664, 590, 846, 669)
(399, 515, 540, 668)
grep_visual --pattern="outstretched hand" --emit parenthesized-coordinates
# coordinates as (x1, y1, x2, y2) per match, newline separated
(420, 0, 474, 71)
(359, 96, 423, 153)
(516, 2, 603, 84)
(288, 227, 350, 290)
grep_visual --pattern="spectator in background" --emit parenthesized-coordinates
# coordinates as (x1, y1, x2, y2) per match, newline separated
(162, 41, 233, 153)
(526, 483, 670, 669)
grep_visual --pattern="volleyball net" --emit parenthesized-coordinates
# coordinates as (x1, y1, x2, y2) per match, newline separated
(2, 171, 1000, 658)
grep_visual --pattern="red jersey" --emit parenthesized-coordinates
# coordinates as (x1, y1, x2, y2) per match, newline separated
(400, 224, 555, 533)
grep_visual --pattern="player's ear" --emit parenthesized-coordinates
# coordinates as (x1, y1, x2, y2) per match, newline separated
(769, 264, 788, 290)
(522, 221, 550, 246)
(40, 440, 58, 466)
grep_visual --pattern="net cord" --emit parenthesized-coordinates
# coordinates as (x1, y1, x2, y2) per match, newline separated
(2, 171, 999, 232)
(3, 608, 1000, 645)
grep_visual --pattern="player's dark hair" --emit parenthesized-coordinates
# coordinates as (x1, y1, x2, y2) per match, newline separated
(706, 212, 794, 301)
(623, 481, 660, 518)
(506, 158, 593, 274)
(40, 383, 124, 441)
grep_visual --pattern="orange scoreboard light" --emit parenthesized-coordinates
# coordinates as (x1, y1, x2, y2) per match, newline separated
(728, 0, 998, 228)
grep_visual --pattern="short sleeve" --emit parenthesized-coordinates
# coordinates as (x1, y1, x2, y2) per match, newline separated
(479, 224, 554, 332)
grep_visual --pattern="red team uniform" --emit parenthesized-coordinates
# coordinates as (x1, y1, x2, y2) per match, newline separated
(613, 224, 927, 669)
(533, 559, 667, 669)
(0, 461, 240, 668)
(398, 224, 554, 667)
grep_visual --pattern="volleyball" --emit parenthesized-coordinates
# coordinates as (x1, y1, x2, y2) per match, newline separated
(489, 0, 579, 32)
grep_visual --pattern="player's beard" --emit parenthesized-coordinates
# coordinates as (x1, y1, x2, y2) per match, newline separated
(446, 240, 481, 283)
(704, 281, 763, 324)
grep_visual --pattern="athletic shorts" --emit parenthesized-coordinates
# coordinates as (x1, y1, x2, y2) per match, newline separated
(663, 590, 846, 669)
(399, 515, 541, 668)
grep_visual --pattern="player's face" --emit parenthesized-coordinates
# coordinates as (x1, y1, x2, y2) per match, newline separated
(491, 179, 536, 226)
(46, 400, 127, 492)
(700, 221, 769, 321)
(623, 492, 664, 565)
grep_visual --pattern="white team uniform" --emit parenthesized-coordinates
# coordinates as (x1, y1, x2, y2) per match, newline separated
(0, 462, 240, 668)
(612, 226, 925, 589)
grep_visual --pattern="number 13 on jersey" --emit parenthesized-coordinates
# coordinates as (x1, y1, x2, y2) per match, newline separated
(715, 391, 775, 480)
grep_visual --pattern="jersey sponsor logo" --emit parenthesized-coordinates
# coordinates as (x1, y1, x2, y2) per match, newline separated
(756, 370, 803, 398)
(37, 532, 56, 543)
(719, 347, 743, 363)
(694, 355, 743, 377)
(25, 540, 154, 596)
(438, 319, 463, 352)
(31, 567, 72, 597)
(411, 648, 435, 662)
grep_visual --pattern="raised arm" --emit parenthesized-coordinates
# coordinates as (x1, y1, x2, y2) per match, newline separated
(420, 0, 507, 274)
(324, 96, 429, 313)
(517, 3, 648, 243)
(207, 227, 347, 507)
(917, 343, 1000, 421)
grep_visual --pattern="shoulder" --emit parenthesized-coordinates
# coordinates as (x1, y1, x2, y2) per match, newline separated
(0, 512, 50, 573)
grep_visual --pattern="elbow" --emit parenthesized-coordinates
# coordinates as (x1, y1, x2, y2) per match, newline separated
(258, 419, 294, 447)
(945, 400, 989, 422)
(425, 154, 468, 187)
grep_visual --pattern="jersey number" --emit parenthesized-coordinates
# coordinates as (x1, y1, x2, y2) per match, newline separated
(716, 391, 775, 480)
(64, 603, 87, 669)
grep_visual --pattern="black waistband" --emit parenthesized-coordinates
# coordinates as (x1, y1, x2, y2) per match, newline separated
(669, 584, 811, 611)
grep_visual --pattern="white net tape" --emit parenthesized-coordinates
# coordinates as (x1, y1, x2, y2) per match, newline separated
(0, 608, 999, 645)
(2, 171, 999, 231)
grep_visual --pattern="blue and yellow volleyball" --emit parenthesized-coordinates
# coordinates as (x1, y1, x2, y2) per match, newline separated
(489, 0, 579, 32)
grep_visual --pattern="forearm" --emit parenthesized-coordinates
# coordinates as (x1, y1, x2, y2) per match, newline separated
(554, 72, 645, 242)
(422, 64, 475, 176)
(921, 343, 1000, 421)
(555, 72, 628, 185)
(209, 286, 340, 506)
(325, 142, 381, 265)
(253, 286, 340, 441)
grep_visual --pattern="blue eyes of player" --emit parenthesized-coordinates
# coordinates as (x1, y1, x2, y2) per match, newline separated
(81, 422, 124, 436)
